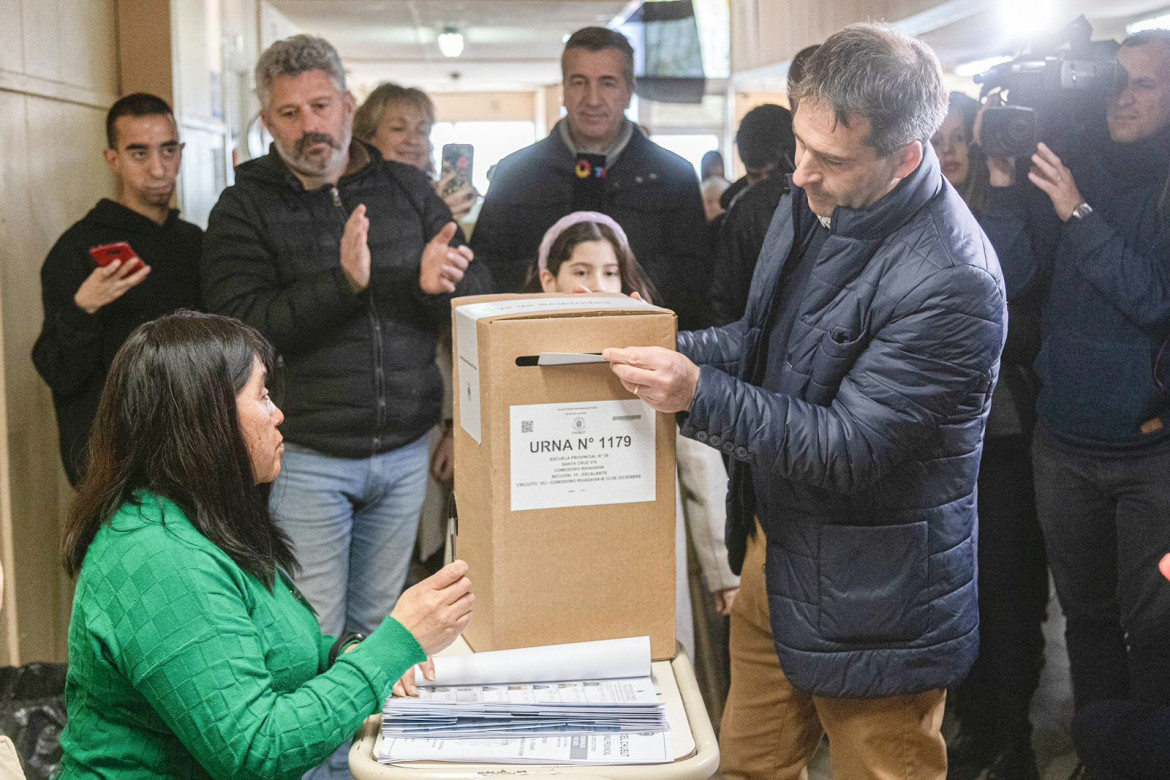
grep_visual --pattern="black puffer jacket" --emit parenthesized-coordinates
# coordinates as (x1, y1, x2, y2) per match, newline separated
(202, 142, 489, 458)
(470, 122, 709, 330)
(678, 146, 1006, 697)
(710, 174, 790, 326)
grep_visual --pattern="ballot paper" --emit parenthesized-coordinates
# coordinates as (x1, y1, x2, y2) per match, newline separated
(378, 637, 671, 765)
(535, 352, 607, 366)
(379, 732, 672, 764)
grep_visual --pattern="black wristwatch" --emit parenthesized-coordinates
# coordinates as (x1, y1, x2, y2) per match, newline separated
(328, 632, 366, 666)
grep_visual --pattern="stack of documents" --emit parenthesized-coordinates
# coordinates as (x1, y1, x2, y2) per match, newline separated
(377, 636, 672, 765)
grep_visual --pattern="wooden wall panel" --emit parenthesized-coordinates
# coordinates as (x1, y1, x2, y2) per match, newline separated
(731, 0, 942, 75)
(0, 0, 119, 665)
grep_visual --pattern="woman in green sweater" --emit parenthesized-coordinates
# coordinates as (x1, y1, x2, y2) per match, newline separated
(58, 311, 473, 778)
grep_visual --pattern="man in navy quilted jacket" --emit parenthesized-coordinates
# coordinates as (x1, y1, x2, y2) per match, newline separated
(606, 23, 1006, 778)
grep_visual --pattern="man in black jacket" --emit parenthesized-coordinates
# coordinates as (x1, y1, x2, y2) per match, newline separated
(980, 28, 1170, 729)
(469, 27, 709, 330)
(607, 25, 1004, 778)
(33, 93, 202, 485)
(201, 36, 484, 685)
(709, 104, 795, 326)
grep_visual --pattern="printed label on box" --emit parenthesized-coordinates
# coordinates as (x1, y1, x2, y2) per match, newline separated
(510, 400, 656, 511)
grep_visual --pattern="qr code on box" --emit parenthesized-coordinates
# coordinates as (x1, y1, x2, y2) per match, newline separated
(521, 420, 533, 433)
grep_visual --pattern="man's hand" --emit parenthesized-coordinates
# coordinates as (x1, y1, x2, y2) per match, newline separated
(420, 221, 474, 295)
(431, 428, 454, 482)
(1028, 143, 1086, 222)
(74, 258, 152, 314)
(340, 204, 371, 292)
(602, 346, 700, 413)
(1160, 552, 1170, 584)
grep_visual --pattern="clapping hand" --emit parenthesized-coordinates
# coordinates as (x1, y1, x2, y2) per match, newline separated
(420, 222, 474, 295)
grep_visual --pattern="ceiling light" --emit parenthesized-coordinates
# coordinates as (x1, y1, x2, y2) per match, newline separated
(438, 26, 464, 58)
(1127, 12, 1170, 35)
(954, 55, 1014, 79)
(1001, 0, 1054, 37)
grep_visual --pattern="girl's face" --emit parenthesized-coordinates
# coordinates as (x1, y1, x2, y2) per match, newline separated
(931, 108, 971, 187)
(540, 239, 622, 294)
(371, 101, 432, 171)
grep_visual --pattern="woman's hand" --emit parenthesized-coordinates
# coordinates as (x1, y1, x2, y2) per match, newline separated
(391, 559, 473, 656)
(392, 657, 436, 697)
(435, 173, 479, 220)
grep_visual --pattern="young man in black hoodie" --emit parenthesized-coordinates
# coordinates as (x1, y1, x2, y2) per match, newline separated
(32, 93, 202, 485)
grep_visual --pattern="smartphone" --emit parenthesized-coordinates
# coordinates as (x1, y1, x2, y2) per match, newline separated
(440, 143, 474, 196)
(89, 241, 141, 271)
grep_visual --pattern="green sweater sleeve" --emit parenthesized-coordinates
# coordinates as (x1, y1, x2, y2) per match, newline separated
(108, 538, 425, 779)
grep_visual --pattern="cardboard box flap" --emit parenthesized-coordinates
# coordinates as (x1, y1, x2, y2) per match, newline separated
(455, 294, 670, 444)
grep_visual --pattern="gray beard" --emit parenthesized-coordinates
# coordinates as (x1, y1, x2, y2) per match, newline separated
(276, 127, 351, 184)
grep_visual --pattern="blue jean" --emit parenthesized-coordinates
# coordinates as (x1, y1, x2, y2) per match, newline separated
(270, 436, 430, 638)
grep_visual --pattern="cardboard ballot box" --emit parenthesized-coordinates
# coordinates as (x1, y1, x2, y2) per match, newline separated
(452, 294, 678, 660)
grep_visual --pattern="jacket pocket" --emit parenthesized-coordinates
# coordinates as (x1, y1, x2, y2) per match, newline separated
(804, 328, 867, 405)
(817, 521, 927, 643)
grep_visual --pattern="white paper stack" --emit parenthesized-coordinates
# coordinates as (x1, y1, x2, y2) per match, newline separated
(378, 636, 672, 765)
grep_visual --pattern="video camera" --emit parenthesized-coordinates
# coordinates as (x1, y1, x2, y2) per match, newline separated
(976, 16, 1124, 157)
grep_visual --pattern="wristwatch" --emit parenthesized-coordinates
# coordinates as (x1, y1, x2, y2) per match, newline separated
(1069, 202, 1093, 221)
(328, 632, 367, 666)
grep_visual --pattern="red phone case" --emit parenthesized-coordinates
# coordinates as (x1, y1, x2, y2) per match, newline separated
(89, 242, 140, 269)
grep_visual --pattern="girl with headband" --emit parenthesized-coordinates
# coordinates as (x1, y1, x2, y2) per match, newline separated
(524, 211, 654, 299)
(524, 211, 741, 663)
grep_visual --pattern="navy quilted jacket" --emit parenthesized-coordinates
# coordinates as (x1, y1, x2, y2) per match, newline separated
(678, 145, 1006, 698)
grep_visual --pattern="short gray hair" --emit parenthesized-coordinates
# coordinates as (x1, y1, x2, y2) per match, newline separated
(255, 34, 346, 110)
(791, 23, 947, 157)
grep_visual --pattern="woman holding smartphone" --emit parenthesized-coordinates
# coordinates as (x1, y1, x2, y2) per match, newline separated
(58, 311, 473, 778)
(354, 83, 478, 220)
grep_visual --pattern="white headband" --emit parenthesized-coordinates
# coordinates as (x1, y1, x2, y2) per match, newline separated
(537, 211, 630, 273)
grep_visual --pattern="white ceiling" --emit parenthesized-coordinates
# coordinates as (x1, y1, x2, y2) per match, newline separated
(270, 0, 632, 92)
(269, 0, 1170, 94)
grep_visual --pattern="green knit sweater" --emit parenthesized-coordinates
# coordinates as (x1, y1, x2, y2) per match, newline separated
(59, 492, 426, 778)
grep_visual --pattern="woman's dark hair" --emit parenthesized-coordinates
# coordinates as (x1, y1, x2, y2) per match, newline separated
(523, 221, 656, 302)
(62, 311, 296, 588)
(943, 91, 990, 216)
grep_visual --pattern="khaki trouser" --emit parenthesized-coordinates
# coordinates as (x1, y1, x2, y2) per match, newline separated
(718, 526, 947, 780)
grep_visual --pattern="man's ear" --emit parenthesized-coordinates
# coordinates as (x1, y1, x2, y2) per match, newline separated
(103, 148, 118, 173)
(893, 140, 924, 179)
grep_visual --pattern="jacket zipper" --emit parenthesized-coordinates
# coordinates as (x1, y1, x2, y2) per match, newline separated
(331, 185, 386, 453)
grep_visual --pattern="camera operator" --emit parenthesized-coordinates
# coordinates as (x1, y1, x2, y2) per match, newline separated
(980, 29, 1170, 718)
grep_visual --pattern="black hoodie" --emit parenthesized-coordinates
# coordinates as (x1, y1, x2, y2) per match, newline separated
(32, 199, 203, 484)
